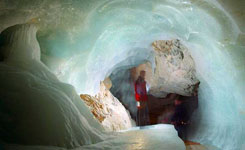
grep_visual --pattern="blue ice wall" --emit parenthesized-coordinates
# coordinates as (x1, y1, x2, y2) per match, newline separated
(37, 1, 245, 149)
(0, 0, 244, 149)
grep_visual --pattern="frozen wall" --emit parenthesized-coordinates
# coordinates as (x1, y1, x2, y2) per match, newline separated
(0, 24, 105, 148)
(0, 0, 244, 150)
(0, 23, 185, 150)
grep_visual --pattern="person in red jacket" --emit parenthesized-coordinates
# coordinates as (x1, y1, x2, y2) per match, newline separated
(134, 70, 149, 126)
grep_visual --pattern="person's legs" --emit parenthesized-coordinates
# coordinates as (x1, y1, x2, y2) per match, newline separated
(143, 104, 149, 126)
(137, 101, 150, 126)
(175, 125, 188, 140)
(174, 125, 182, 138)
(145, 103, 150, 125)
(140, 101, 150, 126)
(136, 108, 141, 126)
(181, 125, 188, 140)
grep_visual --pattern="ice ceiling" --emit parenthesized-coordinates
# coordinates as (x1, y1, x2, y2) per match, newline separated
(0, 0, 244, 150)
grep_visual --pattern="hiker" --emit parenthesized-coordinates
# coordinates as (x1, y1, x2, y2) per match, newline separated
(134, 70, 149, 126)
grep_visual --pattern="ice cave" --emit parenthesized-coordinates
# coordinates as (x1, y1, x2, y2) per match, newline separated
(0, 0, 244, 150)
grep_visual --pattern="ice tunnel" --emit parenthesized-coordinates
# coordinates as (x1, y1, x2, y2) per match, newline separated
(0, 0, 244, 150)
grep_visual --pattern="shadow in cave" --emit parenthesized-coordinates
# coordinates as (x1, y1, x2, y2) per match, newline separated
(109, 38, 201, 141)
(110, 68, 200, 141)
(147, 92, 199, 140)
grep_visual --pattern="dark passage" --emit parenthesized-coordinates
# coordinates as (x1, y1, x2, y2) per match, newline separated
(147, 92, 199, 140)
(110, 68, 200, 140)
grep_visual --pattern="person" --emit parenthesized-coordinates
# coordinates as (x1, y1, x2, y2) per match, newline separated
(134, 70, 149, 126)
(171, 82, 200, 140)
(171, 96, 189, 139)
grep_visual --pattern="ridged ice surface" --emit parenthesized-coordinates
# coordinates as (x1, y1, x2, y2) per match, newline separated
(0, 0, 244, 150)
(0, 24, 185, 150)
(0, 24, 105, 148)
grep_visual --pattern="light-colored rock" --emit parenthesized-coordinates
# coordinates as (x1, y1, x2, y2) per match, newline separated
(185, 143, 219, 150)
(186, 145, 207, 150)
(132, 39, 199, 97)
(80, 80, 134, 132)
(102, 77, 112, 90)
(184, 141, 211, 150)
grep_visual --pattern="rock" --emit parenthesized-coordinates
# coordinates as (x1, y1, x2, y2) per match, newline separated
(80, 94, 106, 123)
(80, 79, 134, 132)
(132, 39, 199, 97)
(101, 77, 112, 90)
(185, 141, 206, 150)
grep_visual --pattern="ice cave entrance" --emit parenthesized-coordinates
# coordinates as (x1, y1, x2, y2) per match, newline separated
(78, 39, 200, 141)
(0, 0, 244, 149)
(109, 39, 199, 130)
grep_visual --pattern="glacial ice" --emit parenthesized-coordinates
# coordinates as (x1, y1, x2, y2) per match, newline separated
(0, 0, 244, 150)
(5, 125, 185, 150)
(0, 24, 105, 148)
(0, 24, 184, 150)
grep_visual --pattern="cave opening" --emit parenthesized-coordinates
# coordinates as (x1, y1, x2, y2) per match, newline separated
(0, 0, 244, 149)
(102, 39, 200, 141)
(109, 67, 200, 141)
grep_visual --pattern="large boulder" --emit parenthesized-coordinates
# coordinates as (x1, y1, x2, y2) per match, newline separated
(80, 79, 134, 132)
(132, 39, 199, 97)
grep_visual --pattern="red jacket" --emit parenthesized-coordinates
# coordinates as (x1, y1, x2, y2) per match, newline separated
(134, 77, 148, 101)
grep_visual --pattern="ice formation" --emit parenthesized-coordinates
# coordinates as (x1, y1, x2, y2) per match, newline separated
(0, 23, 184, 150)
(0, 0, 244, 150)
(0, 24, 105, 148)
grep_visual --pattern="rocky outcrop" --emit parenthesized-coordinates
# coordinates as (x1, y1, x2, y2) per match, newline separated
(80, 94, 106, 123)
(102, 77, 112, 90)
(80, 79, 134, 132)
(132, 39, 199, 97)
